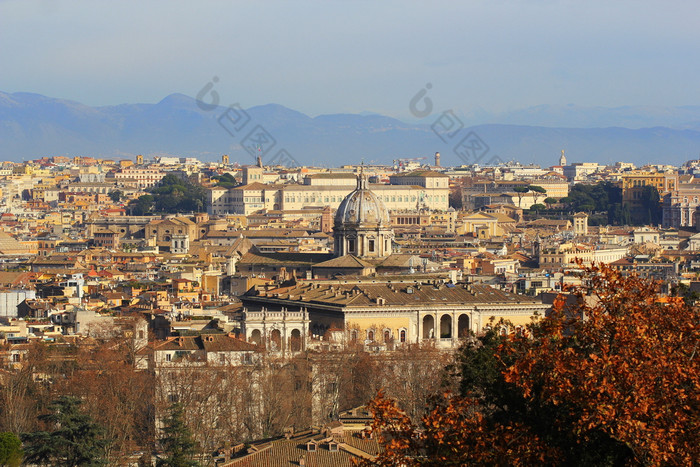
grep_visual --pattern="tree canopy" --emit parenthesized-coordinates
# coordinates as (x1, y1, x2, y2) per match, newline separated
(21, 396, 110, 466)
(212, 172, 237, 189)
(554, 182, 650, 226)
(156, 403, 199, 467)
(362, 264, 700, 466)
(0, 432, 22, 467)
(128, 174, 207, 215)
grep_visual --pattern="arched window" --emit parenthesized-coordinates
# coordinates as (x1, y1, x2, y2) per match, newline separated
(367, 330, 374, 341)
(400, 329, 406, 343)
(290, 329, 302, 352)
(457, 314, 470, 338)
(422, 315, 435, 339)
(440, 315, 452, 338)
(384, 330, 391, 343)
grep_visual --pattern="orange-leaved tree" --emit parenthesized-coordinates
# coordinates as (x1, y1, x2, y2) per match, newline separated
(360, 264, 700, 466)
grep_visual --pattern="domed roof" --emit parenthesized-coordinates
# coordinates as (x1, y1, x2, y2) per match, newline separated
(334, 174, 391, 227)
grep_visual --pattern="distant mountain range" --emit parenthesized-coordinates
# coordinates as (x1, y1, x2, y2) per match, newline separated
(2, 91, 700, 167)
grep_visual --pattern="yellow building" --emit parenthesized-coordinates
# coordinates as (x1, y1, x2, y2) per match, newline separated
(539, 242, 628, 269)
(456, 211, 516, 239)
(621, 171, 677, 208)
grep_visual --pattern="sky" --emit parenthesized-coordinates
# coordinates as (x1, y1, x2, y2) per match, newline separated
(1, 0, 699, 121)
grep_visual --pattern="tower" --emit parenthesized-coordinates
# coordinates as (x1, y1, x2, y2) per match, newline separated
(243, 166, 263, 185)
(171, 234, 190, 254)
(435, 151, 441, 167)
(559, 149, 567, 167)
(136, 154, 144, 165)
(333, 170, 394, 258)
(222, 154, 229, 165)
(573, 212, 588, 236)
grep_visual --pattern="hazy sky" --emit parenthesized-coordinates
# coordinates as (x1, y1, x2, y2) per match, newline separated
(1, 0, 699, 120)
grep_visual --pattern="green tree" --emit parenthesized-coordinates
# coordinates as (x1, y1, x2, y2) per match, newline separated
(157, 403, 199, 467)
(21, 396, 109, 466)
(129, 195, 155, 216)
(544, 197, 558, 207)
(108, 190, 123, 203)
(214, 173, 237, 188)
(563, 182, 626, 224)
(529, 185, 547, 205)
(513, 185, 530, 208)
(0, 432, 22, 467)
(131, 174, 207, 214)
(638, 185, 662, 225)
(529, 203, 546, 212)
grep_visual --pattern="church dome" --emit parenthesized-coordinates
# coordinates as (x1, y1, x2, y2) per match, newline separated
(334, 174, 391, 227)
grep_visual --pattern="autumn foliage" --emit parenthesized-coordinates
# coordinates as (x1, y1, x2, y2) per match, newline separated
(362, 264, 700, 466)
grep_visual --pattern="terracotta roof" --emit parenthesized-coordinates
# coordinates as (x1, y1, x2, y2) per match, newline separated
(306, 173, 357, 179)
(223, 429, 379, 466)
(246, 281, 541, 309)
(313, 255, 375, 269)
(154, 334, 257, 352)
(232, 182, 269, 190)
(393, 170, 448, 178)
(239, 251, 333, 267)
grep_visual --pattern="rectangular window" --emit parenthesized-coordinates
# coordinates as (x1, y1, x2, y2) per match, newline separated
(368, 239, 375, 252)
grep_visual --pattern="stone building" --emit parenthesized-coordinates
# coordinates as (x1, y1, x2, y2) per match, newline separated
(240, 277, 548, 351)
(208, 170, 449, 216)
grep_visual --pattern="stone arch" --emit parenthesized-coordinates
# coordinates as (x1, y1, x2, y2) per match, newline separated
(422, 315, 434, 339)
(250, 329, 262, 345)
(290, 328, 302, 352)
(457, 314, 470, 338)
(270, 329, 282, 351)
(440, 314, 452, 338)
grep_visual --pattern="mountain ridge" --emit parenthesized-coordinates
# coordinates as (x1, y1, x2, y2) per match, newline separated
(1, 91, 700, 167)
